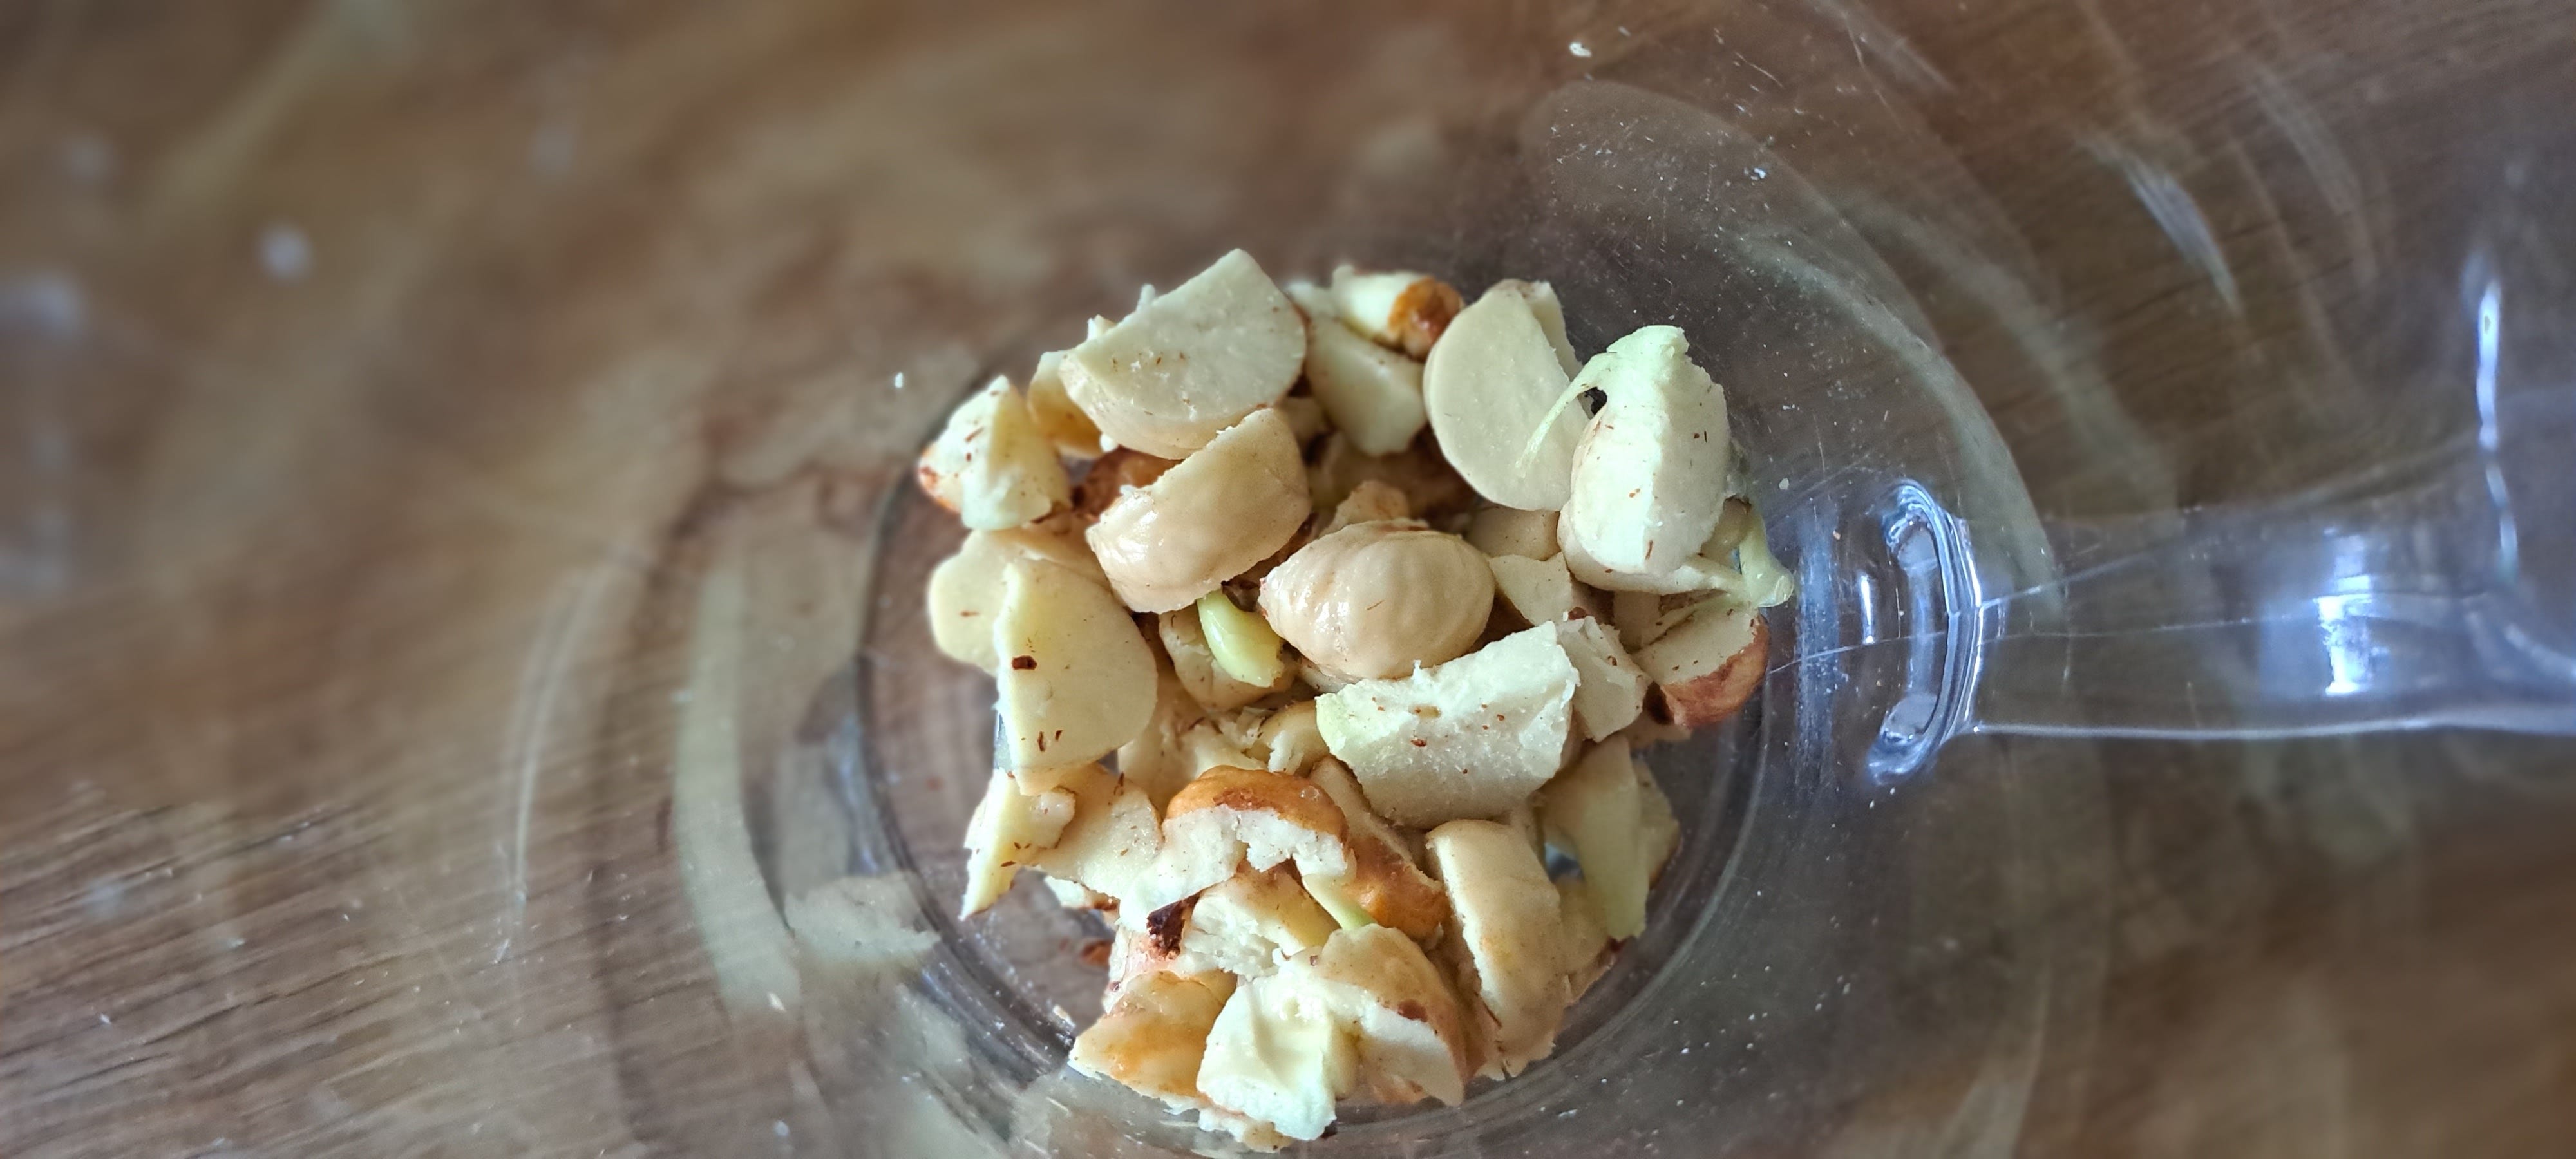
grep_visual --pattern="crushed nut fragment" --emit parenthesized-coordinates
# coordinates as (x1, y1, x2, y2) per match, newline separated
(915, 251, 1781, 1148)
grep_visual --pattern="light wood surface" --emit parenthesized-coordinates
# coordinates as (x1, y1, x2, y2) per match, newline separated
(4, 1, 2571, 1156)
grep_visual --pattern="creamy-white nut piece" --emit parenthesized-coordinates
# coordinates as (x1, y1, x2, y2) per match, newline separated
(1466, 505, 1560, 560)
(1556, 616, 1647, 741)
(1314, 478, 1410, 538)
(1314, 625, 1579, 827)
(959, 766, 1076, 916)
(1610, 589, 1671, 652)
(1256, 699, 1329, 776)
(1421, 281, 1586, 511)
(1537, 739, 1650, 939)
(1087, 407, 1311, 613)
(925, 527, 1105, 671)
(1258, 520, 1493, 681)
(1488, 551, 1581, 627)
(1025, 348, 1106, 460)
(916, 375, 1073, 529)
(1175, 865, 1338, 979)
(992, 558, 1157, 769)
(1059, 249, 1305, 458)
(1289, 924, 1471, 1107)
(1303, 326, 1425, 457)
(1638, 760, 1681, 879)
(1516, 278, 1582, 375)
(1040, 876, 1112, 914)
(1289, 282, 1429, 456)
(1500, 802, 1548, 863)
(1560, 494, 1799, 600)
(1194, 921, 1471, 1142)
(1554, 880, 1614, 1000)
(1196, 970, 1357, 1142)
(1559, 326, 1731, 576)
(1274, 392, 1332, 446)
(1183, 716, 1265, 777)
(1426, 818, 1572, 1078)
(1025, 762, 1161, 916)
(1105, 921, 1183, 1003)
(1559, 515, 1743, 594)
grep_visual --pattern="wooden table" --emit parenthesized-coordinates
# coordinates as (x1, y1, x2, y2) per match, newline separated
(5, 1, 2571, 1154)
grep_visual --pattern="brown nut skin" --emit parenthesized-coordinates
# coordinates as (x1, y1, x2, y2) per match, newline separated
(1164, 766, 1347, 840)
(1331, 269, 1464, 359)
(1383, 278, 1463, 359)
(1257, 521, 1495, 680)
(1307, 759, 1450, 940)
(1652, 614, 1768, 729)
(1307, 433, 1478, 522)
(1316, 480, 1410, 538)
(1338, 823, 1451, 941)
(1072, 448, 1177, 520)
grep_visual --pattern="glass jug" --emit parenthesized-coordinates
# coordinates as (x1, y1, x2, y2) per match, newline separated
(668, 3, 2576, 1155)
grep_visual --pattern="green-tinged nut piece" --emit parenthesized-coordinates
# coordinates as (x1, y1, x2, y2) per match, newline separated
(1198, 590, 1287, 688)
(1300, 872, 1376, 930)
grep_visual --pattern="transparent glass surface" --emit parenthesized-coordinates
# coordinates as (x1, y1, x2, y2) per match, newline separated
(6, 2, 2573, 1157)
(745, 2, 2574, 1154)
(814, 6, 2573, 1154)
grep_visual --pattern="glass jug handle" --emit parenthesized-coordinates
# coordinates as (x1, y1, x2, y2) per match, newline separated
(1963, 445, 2576, 743)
